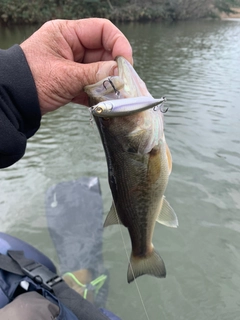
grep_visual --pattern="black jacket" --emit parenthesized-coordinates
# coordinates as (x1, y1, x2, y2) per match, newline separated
(0, 45, 41, 169)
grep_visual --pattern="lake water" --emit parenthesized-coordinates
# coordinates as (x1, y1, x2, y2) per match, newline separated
(0, 19, 240, 320)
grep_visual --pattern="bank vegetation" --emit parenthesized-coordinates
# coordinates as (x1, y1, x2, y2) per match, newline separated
(1, 0, 240, 25)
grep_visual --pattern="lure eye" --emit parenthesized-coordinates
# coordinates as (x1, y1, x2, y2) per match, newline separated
(95, 105, 104, 114)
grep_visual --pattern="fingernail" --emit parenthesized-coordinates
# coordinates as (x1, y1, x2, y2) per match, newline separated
(113, 67, 119, 76)
(96, 61, 117, 82)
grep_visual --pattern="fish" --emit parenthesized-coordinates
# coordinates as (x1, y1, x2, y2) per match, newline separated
(84, 57, 178, 283)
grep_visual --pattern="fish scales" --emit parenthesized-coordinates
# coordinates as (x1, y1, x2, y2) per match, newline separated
(84, 57, 178, 283)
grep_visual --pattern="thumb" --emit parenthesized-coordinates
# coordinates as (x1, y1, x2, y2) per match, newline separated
(75, 60, 118, 88)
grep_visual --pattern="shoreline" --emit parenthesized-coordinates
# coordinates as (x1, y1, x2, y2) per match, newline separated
(220, 7, 240, 19)
(1, 7, 240, 26)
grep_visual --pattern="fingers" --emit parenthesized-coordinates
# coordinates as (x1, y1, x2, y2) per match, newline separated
(56, 19, 133, 64)
(83, 60, 118, 84)
(66, 59, 118, 94)
(70, 60, 119, 106)
(20, 18, 133, 114)
(36, 59, 118, 113)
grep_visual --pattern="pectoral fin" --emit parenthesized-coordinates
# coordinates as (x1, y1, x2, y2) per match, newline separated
(103, 202, 122, 227)
(156, 197, 178, 228)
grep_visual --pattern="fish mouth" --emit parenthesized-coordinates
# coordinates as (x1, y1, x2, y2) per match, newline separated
(84, 57, 152, 103)
(116, 57, 152, 98)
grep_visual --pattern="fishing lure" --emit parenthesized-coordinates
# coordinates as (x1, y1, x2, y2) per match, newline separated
(103, 77, 121, 98)
(91, 96, 167, 118)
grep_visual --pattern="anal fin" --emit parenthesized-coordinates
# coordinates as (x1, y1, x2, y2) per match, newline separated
(156, 196, 178, 228)
(103, 202, 122, 227)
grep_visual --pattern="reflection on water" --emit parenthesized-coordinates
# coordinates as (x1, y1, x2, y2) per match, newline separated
(0, 20, 240, 320)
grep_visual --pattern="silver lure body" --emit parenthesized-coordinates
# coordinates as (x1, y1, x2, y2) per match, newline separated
(90, 96, 166, 117)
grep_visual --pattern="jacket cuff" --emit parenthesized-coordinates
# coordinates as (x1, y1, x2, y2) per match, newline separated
(0, 44, 41, 138)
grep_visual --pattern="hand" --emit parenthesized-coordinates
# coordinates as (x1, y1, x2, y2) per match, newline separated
(20, 19, 133, 115)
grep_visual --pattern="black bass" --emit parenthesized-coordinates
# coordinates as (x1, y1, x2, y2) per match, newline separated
(84, 57, 178, 283)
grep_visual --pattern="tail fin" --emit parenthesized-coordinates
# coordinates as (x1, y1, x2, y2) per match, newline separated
(127, 249, 166, 283)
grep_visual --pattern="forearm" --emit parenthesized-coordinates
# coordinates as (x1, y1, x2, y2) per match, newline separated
(0, 45, 41, 168)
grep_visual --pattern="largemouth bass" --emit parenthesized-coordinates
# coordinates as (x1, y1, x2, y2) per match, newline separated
(84, 57, 178, 283)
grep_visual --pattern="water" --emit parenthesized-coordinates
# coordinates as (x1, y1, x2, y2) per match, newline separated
(1, 20, 240, 319)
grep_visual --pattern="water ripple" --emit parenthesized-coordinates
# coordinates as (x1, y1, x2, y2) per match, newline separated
(1, 20, 240, 320)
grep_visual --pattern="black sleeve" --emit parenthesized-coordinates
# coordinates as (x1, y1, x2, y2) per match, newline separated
(0, 44, 41, 169)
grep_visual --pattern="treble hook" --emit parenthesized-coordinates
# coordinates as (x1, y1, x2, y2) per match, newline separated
(153, 97, 168, 113)
(160, 104, 169, 113)
(103, 77, 120, 98)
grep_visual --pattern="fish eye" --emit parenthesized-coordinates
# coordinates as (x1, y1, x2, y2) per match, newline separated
(127, 147, 137, 153)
